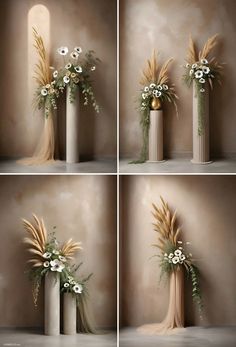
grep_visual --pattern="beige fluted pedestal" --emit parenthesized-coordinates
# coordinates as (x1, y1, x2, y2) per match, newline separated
(66, 87, 80, 163)
(63, 293, 77, 335)
(191, 83, 212, 164)
(44, 272, 60, 336)
(138, 267, 185, 335)
(147, 110, 165, 162)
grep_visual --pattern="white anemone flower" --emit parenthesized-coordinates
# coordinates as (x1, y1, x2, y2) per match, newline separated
(200, 88, 205, 93)
(149, 83, 156, 89)
(199, 78, 205, 83)
(172, 256, 179, 264)
(174, 249, 182, 257)
(157, 85, 163, 91)
(43, 261, 50, 268)
(201, 58, 208, 64)
(43, 252, 51, 259)
(91, 66, 96, 71)
(50, 259, 65, 272)
(180, 254, 186, 261)
(157, 91, 162, 97)
(144, 86, 149, 92)
(65, 63, 72, 69)
(57, 46, 68, 55)
(63, 76, 70, 84)
(59, 255, 66, 262)
(168, 253, 174, 259)
(70, 51, 79, 59)
(64, 283, 70, 288)
(53, 70, 58, 78)
(74, 46, 82, 54)
(186, 63, 190, 68)
(192, 63, 198, 69)
(202, 66, 210, 74)
(195, 70, 203, 79)
(75, 66, 82, 73)
(189, 69, 194, 76)
(163, 84, 168, 90)
(41, 88, 48, 96)
(73, 284, 83, 294)
(142, 93, 147, 99)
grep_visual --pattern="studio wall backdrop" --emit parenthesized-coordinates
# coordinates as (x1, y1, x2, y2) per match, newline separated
(0, 175, 117, 329)
(119, 0, 236, 159)
(0, 0, 117, 160)
(121, 175, 236, 327)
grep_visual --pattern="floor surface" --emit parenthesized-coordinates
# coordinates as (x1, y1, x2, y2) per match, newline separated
(0, 329, 116, 347)
(0, 159, 117, 174)
(119, 326, 236, 347)
(119, 158, 236, 173)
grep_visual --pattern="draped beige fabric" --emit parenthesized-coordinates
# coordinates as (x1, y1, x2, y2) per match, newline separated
(18, 110, 56, 165)
(138, 267, 185, 335)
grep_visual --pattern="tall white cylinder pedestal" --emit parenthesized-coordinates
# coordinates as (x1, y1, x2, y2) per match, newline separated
(66, 87, 79, 163)
(44, 272, 60, 336)
(192, 83, 212, 164)
(63, 293, 77, 335)
(148, 110, 164, 162)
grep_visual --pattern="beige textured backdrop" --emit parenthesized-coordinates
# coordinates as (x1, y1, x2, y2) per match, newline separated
(121, 175, 236, 327)
(0, 0, 117, 160)
(0, 175, 116, 328)
(120, 0, 236, 159)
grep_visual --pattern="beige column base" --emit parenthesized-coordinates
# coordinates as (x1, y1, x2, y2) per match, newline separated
(44, 272, 60, 336)
(63, 293, 77, 335)
(66, 86, 80, 163)
(148, 110, 164, 162)
(192, 83, 212, 164)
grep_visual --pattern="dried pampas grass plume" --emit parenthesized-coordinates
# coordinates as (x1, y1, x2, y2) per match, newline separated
(199, 34, 219, 60)
(140, 49, 159, 85)
(152, 197, 181, 252)
(187, 35, 197, 64)
(22, 214, 48, 267)
(33, 27, 50, 87)
(61, 238, 82, 259)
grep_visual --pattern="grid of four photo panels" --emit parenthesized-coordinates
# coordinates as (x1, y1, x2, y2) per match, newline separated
(0, 1, 236, 347)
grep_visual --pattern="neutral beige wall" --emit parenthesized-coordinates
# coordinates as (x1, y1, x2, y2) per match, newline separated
(120, 0, 236, 159)
(0, 175, 117, 328)
(121, 175, 236, 327)
(0, 0, 117, 159)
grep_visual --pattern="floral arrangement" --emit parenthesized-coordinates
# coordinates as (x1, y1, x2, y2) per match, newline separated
(33, 28, 59, 118)
(131, 51, 178, 164)
(52, 46, 100, 112)
(183, 34, 224, 135)
(152, 197, 203, 317)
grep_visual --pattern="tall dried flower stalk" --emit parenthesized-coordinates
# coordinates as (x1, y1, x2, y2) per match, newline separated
(61, 238, 82, 259)
(186, 34, 220, 64)
(33, 27, 50, 87)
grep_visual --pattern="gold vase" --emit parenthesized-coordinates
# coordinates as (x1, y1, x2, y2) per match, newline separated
(151, 97, 161, 110)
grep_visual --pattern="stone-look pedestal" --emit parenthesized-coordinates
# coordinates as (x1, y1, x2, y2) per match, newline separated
(148, 110, 164, 162)
(192, 83, 212, 164)
(66, 87, 79, 163)
(44, 272, 60, 336)
(63, 293, 77, 335)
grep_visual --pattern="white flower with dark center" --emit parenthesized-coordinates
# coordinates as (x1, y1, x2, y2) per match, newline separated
(142, 93, 147, 99)
(91, 66, 96, 71)
(189, 69, 194, 76)
(59, 255, 66, 262)
(186, 63, 190, 68)
(199, 78, 205, 83)
(57, 47, 68, 56)
(50, 259, 65, 272)
(149, 83, 156, 89)
(73, 284, 83, 294)
(163, 84, 168, 91)
(41, 88, 48, 96)
(201, 58, 208, 64)
(200, 88, 205, 93)
(52, 250, 59, 255)
(53, 70, 58, 78)
(75, 66, 82, 73)
(192, 63, 198, 69)
(180, 254, 186, 261)
(43, 261, 50, 268)
(65, 63, 72, 69)
(172, 256, 179, 264)
(70, 51, 79, 59)
(43, 252, 51, 259)
(64, 283, 69, 288)
(168, 253, 174, 259)
(74, 46, 82, 54)
(45, 84, 50, 89)
(195, 70, 203, 79)
(144, 86, 149, 92)
(202, 66, 210, 74)
(157, 91, 162, 97)
(174, 249, 182, 257)
(157, 85, 163, 91)
(63, 76, 70, 84)
(71, 72, 76, 78)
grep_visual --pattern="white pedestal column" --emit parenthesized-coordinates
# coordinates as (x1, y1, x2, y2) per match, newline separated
(192, 83, 212, 164)
(63, 293, 77, 335)
(148, 110, 164, 162)
(66, 87, 79, 163)
(44, 272, 60, 336)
